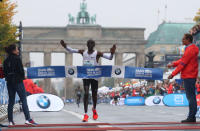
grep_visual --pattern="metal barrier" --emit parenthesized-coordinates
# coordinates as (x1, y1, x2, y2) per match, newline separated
(0, 104, 20, 121)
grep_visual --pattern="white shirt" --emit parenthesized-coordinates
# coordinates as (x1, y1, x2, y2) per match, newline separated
(83, 50, 98, 66)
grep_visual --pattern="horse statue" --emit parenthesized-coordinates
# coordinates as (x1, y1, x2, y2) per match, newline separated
(76, 0, 90, 24)
(68, 14, 75, 24)
(91, 15, 96, 24)
(77, 11, 90, 24)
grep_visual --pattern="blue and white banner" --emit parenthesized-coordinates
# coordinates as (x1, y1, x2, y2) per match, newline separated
(66, 66, 77, 78)
(145, 96, 164, 106)
(0, 79, 8, 105)
(0, 79, 19, 105)
(28, 66, 163, 80)
(111, 66, 125, 78)
(124, 96, 145, 106)
(125, 67, 163, 80)
(27, 93, 64, 112)
(77, 66, 112, 78)
(163, 94, 189, 107)
(27, 66, 66, 79)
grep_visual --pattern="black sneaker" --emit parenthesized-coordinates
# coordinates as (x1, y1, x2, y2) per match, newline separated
(181, 118, 196, 123)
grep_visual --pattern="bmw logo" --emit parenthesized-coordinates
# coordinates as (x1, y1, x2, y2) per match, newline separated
(153, 97, 161, 104)
(115, 68, 121, 75)
(37, 95, 50, 109)
(68, 68, 75, 75)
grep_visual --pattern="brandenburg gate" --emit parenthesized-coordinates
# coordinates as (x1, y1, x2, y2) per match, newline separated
(21, 0, 146, 99)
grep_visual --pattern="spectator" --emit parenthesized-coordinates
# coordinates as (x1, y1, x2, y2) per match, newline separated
(167, 34, 199, 123)
(3, 44, 37, 125)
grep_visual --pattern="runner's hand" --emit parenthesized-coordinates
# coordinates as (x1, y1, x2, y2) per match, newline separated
(110, 44, 116, 54)
(60, 40, 66, 48)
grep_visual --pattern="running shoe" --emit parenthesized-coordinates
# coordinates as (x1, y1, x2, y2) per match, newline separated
(25, 119, 38, 126)
(92, 108, 98, 120)
(82, 114, 89, 122)
(8, 121, 15, 126)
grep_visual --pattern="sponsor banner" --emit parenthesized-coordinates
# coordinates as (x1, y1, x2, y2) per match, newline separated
(163, 94, 189, 107)
(111, 66, 125, 78)
(0, 79, 8, 105)
(27, 93, 64, 112)
(27, 66, 163, 80)
(27, 66, 66, 79)
(0, 79, 19, 105)
(77, 66, 112, 78)
(125, 67, 163, 80)
(145, 96, 164, 106)
(66, 66, 77, 78)
(124, 96, 145, 106)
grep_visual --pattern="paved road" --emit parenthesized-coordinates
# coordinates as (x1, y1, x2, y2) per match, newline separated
(2, 103, 200, 130)
(2, 103, 190, 124)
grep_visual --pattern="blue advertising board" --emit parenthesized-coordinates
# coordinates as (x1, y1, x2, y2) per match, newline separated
(0, 79, 8, 105)
(163, 94, 189, 107)
(0, 79, 19, 105)
(27, 66, 66, 79)
(27, 66, 163, 80)
(77, 66, 112, 78)
(124, 67, 163, 80)
(124, 97, 145, 106)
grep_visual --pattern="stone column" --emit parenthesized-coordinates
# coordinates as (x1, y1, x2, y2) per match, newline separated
(136, 53, 145, 67)
(44, 52, 51, 93)
(22, 52, 30, 67)
(115, 53, 123, 66)
(65, 53, 73, 99)
(114, 53, 123, 87)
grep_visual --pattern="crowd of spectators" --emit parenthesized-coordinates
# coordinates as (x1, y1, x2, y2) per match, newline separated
(106, 78, 200, 101)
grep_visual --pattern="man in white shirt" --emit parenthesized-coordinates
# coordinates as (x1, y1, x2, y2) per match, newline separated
(60, 39, 116, 122)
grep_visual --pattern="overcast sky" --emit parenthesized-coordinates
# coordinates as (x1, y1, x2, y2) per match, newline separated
(10, 0, 200, 66)
(11, 0, 200, 38)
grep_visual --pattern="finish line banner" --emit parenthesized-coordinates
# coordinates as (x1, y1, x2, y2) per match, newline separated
(125, 67, 163, 80)
(27, 66, 66, 79)
(28, 66, 163, 80)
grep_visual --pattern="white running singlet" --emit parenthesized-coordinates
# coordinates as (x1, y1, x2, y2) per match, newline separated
(83, 50, 98, 66)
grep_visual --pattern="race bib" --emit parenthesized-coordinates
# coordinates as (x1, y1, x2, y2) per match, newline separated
(83, 60, 95, 66)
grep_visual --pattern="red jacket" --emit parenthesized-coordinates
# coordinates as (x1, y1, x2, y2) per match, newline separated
(172, 44, 199, 79)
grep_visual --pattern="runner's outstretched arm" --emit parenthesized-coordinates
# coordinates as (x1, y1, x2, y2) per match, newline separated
(98, 44, 116, 60)
(60, 40, 84, 55)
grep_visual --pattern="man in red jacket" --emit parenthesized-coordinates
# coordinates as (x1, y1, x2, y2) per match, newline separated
(167, 34, 199, 123)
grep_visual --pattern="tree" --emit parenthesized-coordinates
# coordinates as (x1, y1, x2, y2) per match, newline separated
(0, 0, 17, 61)
(193, 8, 200, 24)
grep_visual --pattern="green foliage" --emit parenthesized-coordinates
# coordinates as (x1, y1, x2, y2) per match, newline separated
(194, 8, 200, 24)
(0, 0, 18, 61)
